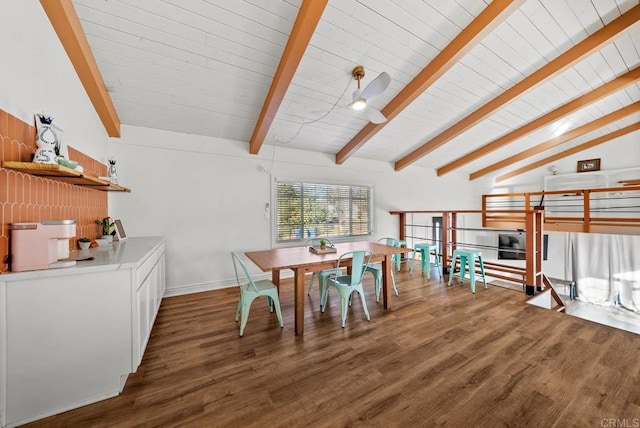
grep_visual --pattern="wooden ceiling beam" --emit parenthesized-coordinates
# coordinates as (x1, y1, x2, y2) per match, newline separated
(495, 122, 640, 183)
(249, 0, 328, 155)
(394, 3, 640, 171)
(334, 0, 524, 165)
(40, 0, 120, 137)
(470, 100, 640, 180)
(440, 68, 640, 176)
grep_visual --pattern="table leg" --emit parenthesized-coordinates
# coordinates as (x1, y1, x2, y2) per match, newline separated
(294, 267, 305, 335)
(382, 255, 392, 309)
(272, 270, 280, 295)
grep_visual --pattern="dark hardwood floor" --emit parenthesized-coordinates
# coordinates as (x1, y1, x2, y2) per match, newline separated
(27, 267, 640, 427)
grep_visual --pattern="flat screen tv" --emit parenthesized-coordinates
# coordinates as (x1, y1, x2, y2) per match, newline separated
(498, 234, 548, 261)
(498, 234, 526, 260)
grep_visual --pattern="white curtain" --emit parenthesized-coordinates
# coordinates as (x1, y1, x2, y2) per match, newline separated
(569, 233, 640, 312)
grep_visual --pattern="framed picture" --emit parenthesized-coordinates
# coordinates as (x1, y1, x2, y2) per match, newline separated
(114, 219, 127, 241)
(577, 158, 600, 173)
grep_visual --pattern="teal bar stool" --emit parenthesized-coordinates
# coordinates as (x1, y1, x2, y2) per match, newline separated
(412, 243, 441, 280)
(448, 249, 487, 293)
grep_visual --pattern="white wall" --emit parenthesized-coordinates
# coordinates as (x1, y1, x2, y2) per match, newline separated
(108, 125, 487, 295)
(0, 1, 108, 160)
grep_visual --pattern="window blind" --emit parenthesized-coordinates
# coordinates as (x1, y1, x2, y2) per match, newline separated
(275, 180, 372, 242)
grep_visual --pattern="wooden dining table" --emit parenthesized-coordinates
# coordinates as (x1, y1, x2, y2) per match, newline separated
(245, 241, 407, 335)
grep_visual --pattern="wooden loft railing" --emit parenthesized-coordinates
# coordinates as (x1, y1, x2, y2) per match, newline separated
(389, 209, 545, 295)
(483, 185, 640, 234)
(390, 185, 640, 306)
(390, 209, 564, 311)
(391, 185, 640, 303)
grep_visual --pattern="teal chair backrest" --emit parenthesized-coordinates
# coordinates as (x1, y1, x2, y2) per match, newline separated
(378, 237, 400, 264)
(378, 237, 399, 247)
(231, 252, 259, 292)
(336, 250, 372, 286)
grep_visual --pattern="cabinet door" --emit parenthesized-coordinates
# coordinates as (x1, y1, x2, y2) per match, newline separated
(156, 255, 165, 311)
(135, 274, 151, 368)
(146, 267, 156, 332)
(134, 249, 165, 370)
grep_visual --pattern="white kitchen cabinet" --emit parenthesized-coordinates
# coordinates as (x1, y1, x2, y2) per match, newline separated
(133, 241, 165, 369)
(0, 237, 165, 428)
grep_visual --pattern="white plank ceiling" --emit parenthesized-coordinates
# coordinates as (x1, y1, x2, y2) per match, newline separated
(71, 0, 640, 181)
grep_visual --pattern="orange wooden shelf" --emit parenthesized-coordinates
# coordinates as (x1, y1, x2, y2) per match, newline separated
(2, 161, 131, 192)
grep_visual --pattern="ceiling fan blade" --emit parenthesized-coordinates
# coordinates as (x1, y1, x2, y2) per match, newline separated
(364, 105, 387, 124)
(360, 71, 390, 100)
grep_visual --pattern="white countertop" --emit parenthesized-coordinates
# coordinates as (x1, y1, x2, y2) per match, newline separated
(0, 237, 165, 281)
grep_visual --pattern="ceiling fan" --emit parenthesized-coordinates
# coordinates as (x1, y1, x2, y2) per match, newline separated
(350, 65, 390, 124)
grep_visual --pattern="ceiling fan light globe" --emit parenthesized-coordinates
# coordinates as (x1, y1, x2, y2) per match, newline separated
(352, 99, 366, 110)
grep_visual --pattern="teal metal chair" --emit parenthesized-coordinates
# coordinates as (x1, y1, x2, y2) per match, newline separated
(306, 238, 343, 304)
(365, 238, 399, 302)
(447, 249, 487, 293)
(321, 250, 373, 328)
(231, 252, 284, 336)
(411, 242, 442, 280)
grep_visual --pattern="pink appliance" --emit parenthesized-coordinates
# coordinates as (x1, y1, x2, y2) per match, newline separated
(9, 220, 77, 272)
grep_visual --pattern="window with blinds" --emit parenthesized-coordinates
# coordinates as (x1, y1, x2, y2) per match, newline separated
(275, 180, 372, 242)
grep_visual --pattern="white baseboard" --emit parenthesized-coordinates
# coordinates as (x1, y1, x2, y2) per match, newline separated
(163, 270, 295, 297)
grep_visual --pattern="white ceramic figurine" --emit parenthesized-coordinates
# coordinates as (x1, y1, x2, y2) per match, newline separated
(33, 114, 58, 164)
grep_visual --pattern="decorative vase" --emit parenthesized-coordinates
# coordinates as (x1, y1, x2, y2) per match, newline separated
(102, 234, 113, 243)
(78, 241, 91, 250)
